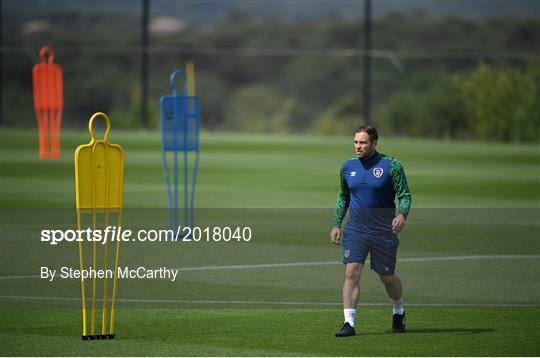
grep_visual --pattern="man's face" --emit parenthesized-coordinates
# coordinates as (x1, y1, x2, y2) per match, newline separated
(354, 131, 377, 159)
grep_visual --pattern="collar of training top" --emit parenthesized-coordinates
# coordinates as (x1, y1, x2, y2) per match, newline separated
(359, 150, 380, 166)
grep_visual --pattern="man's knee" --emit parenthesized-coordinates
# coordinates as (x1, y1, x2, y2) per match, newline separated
(345, 263, 363, 282)
(379, 274, 397, 286)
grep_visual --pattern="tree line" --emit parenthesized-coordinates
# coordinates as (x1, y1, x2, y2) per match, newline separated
(2, 8, 539, 142)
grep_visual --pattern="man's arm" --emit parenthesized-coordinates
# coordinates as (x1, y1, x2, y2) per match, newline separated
(330, 167, 350, 244)
(390, 158, 411, 218)
(390, 158, 411, 233)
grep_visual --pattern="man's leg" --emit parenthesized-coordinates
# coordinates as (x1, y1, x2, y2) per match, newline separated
(379, 274, 405, 333)
(379, 274, 402, 302)
(344, 263, 363, 309)
(336, 263, 363, 337)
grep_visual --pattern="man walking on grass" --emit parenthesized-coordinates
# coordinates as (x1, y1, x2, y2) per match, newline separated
(330, 125, 411, 337)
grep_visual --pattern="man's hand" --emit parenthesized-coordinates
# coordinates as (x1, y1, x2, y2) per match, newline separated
(330, 228, 341, 245)
(392, 213, 406, 233)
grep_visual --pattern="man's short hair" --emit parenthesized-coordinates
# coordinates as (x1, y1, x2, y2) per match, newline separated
(355, 125, 378, 142)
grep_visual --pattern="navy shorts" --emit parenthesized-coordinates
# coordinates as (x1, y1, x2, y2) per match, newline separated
(342, 230, 399, 275)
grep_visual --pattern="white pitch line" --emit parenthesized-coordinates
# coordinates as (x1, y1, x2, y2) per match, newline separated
(175, 254, 540, 271)
(397, 254, 540, 262)
(0, 275, 39, 280)
(1, 254, 539, 280)
(0, 295, 539, 308)
(177, 261, 337, 271)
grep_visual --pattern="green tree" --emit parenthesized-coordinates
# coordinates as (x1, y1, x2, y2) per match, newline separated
(224, 85, 294, 133)
(312, 93, 364, 135)
(455, 63, 539, 142)
(375, 75, 469, 139)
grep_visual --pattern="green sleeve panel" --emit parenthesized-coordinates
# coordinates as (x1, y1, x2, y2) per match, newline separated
(389, 157, 412, 218)
(332, 166, 350, 228)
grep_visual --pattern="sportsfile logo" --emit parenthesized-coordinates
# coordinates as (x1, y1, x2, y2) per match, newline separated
(40, 225, 253, 245)
(41, 226, 132, 245)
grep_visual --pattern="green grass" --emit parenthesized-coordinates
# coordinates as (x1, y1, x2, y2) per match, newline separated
(1, 129, 538, 208)
(3, 308, 539, 356)
(1, 128, 539, 356)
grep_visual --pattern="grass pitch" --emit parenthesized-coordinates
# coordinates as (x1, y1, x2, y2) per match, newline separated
(0, 128, 539, 356)
(3, 309, 539, 356)
(1, 128, 538, 208)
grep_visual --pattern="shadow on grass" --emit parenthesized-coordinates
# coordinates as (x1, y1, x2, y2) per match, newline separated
(360, 328, 495, 336)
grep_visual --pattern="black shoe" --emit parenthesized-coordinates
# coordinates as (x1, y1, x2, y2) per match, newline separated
(335, 322, 356, 337)
(392, 312, 406, 333)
